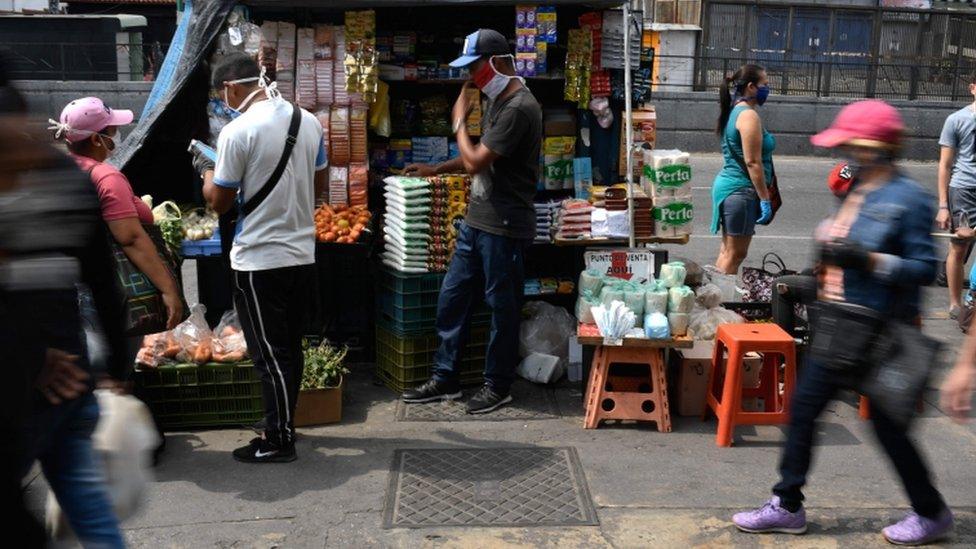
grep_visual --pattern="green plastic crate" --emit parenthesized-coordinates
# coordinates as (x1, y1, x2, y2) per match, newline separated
(134, 362, 264, 430)
(378, 267, 445, 294)
(376, 359, 484, 393)
(375, 339, 486, 370)
(375, 324, 489, 354)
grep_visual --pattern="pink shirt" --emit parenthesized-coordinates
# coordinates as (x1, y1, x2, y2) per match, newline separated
(72, 154, 154, 224)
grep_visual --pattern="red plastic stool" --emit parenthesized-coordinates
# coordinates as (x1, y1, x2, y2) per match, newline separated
(703, 323, 798, 447)
(584, 346, 672, 432)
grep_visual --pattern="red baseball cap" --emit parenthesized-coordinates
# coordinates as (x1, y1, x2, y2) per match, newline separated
(54, 97, 133, 143)
(827, 162, 855, 198)
(810, 99, 904, 149)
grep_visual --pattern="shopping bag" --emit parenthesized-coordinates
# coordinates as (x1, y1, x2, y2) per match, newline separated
(108, 223, 186, 336)
(741, 252, 795, 303)
(46, 390, 161, 540)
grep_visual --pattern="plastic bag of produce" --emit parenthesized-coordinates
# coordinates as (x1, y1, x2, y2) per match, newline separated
(644, 282, 669, 315)
(659, 261, 687, 288)
(578, 268, 604, 296)
(213, 309, 248, 362)
(644, 312, 670, 339)
(519, 301, 576, 360)
(173, 304, 213, 364)
(623, 286, 645, 327)
(689, 285, 745, 340)
(668, 286, 695, 314)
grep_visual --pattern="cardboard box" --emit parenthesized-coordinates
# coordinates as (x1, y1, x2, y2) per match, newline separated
(675, 342, 763, 416)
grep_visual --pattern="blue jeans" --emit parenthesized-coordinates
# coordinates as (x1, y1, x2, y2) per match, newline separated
(24, 393, 125, 548)
(772, 358, 945, 518)
(432, 223, 527, 393)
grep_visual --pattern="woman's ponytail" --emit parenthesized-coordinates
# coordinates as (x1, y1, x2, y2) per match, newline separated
(717, 75, 734, 135)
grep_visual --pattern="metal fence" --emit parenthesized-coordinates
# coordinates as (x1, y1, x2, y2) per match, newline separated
(0, 41, 167, 81)
(699, 0, 976, 101)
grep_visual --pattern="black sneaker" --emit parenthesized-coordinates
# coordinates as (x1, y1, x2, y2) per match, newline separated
(402, 378, 462, 403)
(232, 437, 297, 463)
(465, 385, 513, 414)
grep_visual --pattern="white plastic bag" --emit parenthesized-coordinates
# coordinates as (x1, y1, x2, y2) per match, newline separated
(703, 265, 741, 303)
(46, 390, 160, 540)
(517, 352, 564, 384)
(213, 309, 248, 362)
(519, 301, 576, 360)
(690, 284, 745, 340)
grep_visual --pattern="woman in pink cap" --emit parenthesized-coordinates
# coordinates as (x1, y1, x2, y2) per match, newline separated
(732, 100, 953, 545)
(52, 97, 183, 330)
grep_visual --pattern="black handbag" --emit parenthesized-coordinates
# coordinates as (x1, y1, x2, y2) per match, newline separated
(108, 223, 187, 336)
(863, 321, 941, 429)
(809, 301, 938, 428)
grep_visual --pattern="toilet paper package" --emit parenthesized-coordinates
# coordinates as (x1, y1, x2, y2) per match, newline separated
(643, 149, 692, 198)
(644, 312, 670, 339)
(659, 262, 687, 288)
(668, 285, 695, 313)
(643, 283, 669, 315)
(653, 196, 694, 238)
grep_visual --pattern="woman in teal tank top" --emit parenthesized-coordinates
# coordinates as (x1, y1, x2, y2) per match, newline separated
(711, 64, 776, 274)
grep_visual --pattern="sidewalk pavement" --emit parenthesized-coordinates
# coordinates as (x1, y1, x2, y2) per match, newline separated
(25, 306, 976, 547)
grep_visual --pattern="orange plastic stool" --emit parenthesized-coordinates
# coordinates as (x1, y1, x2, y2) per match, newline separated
(703, 323, 798, 447)
(584, 346, 671, 432)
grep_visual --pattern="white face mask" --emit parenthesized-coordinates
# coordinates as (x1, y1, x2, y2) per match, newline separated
(222, 68, 280, 117)
(474, 55, 524, 101)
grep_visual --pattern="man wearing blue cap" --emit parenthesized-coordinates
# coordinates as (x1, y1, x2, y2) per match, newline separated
(403, 29, 542, 414)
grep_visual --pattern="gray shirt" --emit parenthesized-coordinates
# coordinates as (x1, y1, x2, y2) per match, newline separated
(465, 87, 542, 240)
(940, 106, 976, 189)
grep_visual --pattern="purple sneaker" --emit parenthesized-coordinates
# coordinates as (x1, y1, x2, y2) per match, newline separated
(882, 509, 953, 546)
(733, 496, 808, 534)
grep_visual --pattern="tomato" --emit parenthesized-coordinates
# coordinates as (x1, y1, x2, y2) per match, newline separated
(324, 232, 337, 242)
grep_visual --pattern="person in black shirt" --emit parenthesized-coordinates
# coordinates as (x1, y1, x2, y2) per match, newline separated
(403, 29, 543, 414)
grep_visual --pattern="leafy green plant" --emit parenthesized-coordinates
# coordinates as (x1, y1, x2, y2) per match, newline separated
(301, 341, 349, 390)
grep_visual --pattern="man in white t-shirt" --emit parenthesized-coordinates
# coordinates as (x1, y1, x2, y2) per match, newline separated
(192, 53, 327, 463)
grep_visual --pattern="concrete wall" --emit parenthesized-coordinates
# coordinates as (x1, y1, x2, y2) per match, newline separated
(14, 80, 958, 161)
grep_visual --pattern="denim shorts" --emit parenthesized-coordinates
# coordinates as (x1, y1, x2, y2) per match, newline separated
(720, 187, 759, 236)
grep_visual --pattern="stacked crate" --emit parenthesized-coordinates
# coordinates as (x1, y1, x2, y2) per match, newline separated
(375, 267, 490, 392)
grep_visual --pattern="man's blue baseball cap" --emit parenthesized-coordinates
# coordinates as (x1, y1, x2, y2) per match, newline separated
(449, 29, 511, 68)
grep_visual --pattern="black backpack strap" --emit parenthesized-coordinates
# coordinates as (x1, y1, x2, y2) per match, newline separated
(240, 103, 302, 217)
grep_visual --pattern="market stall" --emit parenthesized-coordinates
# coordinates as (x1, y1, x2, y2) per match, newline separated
(114, 0, 720, 427)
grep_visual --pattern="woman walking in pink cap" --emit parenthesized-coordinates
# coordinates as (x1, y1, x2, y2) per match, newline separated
(51, 97, 183, 331)
(732, 100, 953, 545)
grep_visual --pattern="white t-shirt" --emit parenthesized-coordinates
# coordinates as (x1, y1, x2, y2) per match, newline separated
(213, 98, 327, 272)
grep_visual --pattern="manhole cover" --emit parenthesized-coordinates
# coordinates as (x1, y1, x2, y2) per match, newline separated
(395, 382, 559, 422)
(383, 447, 598, 528)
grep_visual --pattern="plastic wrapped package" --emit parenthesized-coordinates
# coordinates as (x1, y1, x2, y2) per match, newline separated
(328, 166, 348, 206)
(578, 268, 604, 296)
(659, 261, 687, 288)
(295, 28, 317, 109)
(591, 301, 636, 340)
(276, 22, 297, 102)
(173, 304, 214, 364)
(259, 21, 279, 81)
(644, 282, 669, 315)
(575, 289, 600, 324)
(644, 312, 670, 339)
(668, 312, 690, 337)
(668, 285, 695, 314)
(695, 283, 724, 310)
(702, 265, 741, 303)
(348, 163, 368, 207)
(599, 284, 624, 308)
(519, 301, 576, 360)
(623, 286, 645, 327)
(329, 106, 350, 166)
(350, 107, 368, 163)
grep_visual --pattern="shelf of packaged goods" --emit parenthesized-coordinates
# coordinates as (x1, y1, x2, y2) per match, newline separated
(553, 235, 690, 247)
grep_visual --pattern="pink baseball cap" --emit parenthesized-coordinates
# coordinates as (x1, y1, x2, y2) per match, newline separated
(810, 99, 904, 149)
(55, 97, 133, 143)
